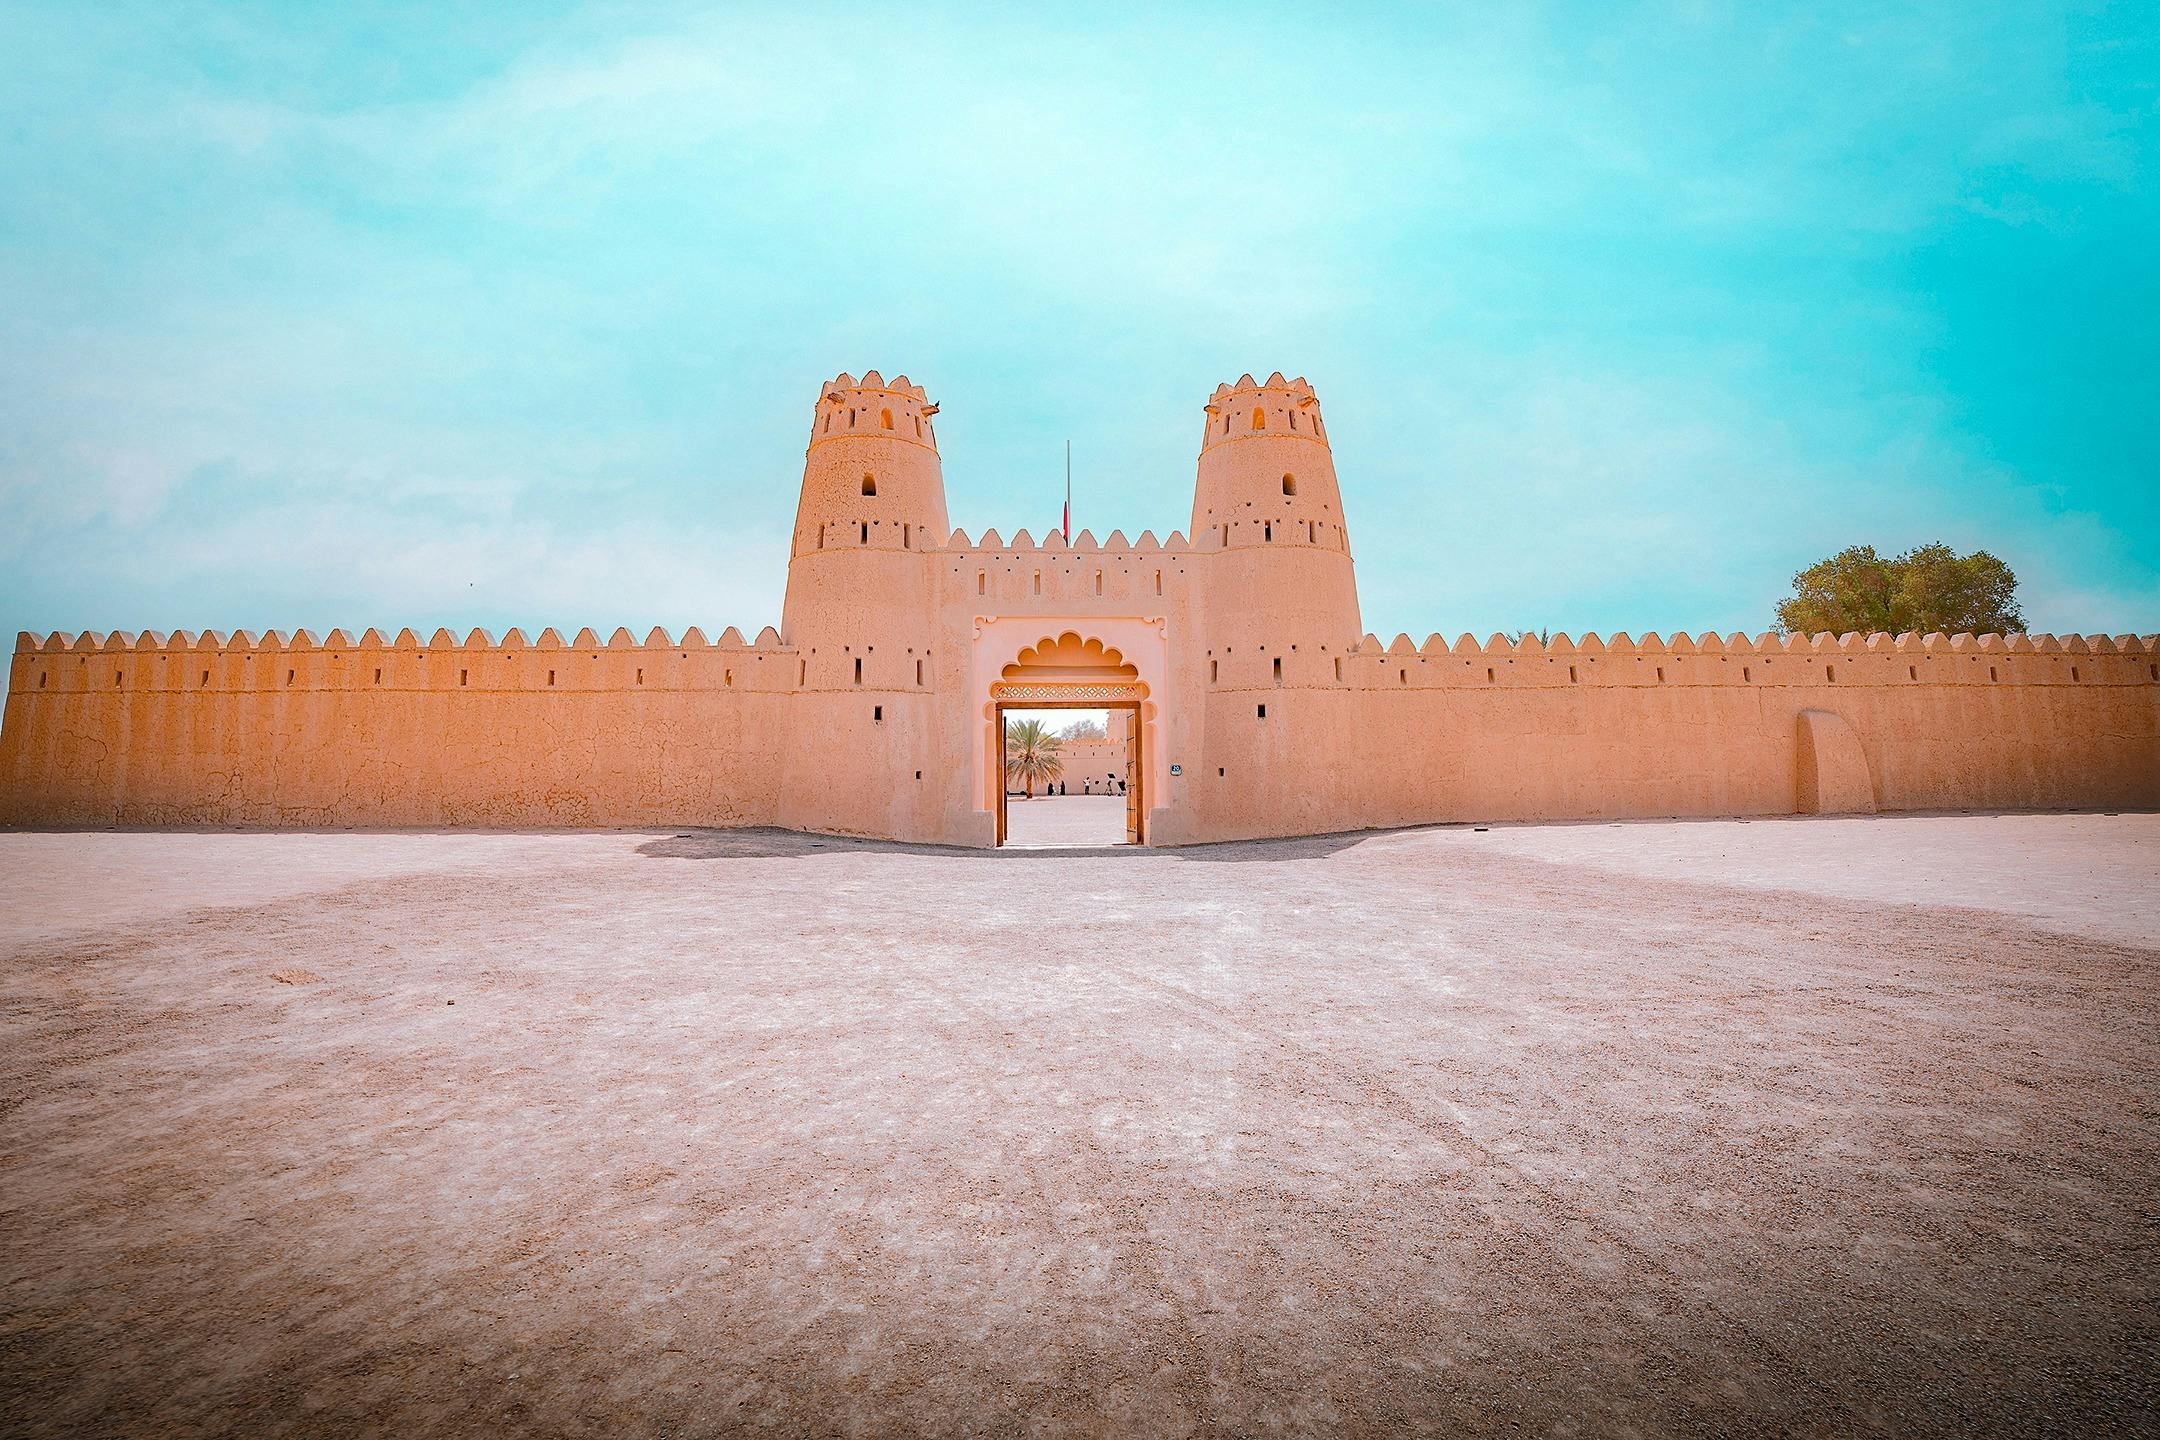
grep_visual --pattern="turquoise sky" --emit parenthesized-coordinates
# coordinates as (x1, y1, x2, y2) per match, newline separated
(3, 2, 2154, 690)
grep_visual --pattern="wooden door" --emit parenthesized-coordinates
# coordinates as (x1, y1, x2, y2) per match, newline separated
(1123, 709, 1142, 844)
(994, 707, 1008, 846)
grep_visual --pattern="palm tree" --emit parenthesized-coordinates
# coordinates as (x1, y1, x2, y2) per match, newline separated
(1003, 718, 1064, 799)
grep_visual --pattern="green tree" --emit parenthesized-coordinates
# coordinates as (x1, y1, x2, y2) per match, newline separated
(1775, 543, 2024, 637)
(1003, 718, 1064, 799)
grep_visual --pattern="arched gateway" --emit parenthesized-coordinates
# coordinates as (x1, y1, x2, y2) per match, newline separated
(973, 625, 1163, 845)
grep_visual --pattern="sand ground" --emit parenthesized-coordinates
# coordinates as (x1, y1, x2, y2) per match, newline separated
(1, 814, 2155, 1437)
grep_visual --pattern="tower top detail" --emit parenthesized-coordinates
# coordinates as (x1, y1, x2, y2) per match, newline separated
(810, 371, 940, 452)
(1201, 372, 1327, 453)
(825, 370, 929, 400)
(1208, 371, 1314, 403)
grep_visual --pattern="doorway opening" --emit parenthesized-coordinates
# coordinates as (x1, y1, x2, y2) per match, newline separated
(999, 705, 1140, 848)
(984, 630, 1154, 848)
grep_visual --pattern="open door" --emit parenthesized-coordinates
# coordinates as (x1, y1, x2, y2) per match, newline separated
(1123, 708, 1143, 844)
(993, 700, 1145, 848)
(994, 707, 1008, 847)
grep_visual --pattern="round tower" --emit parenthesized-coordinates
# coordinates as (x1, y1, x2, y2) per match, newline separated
(1190, 372, 1362, 648)
(777, 370, 950, 841)
(781, 370, 951, 643)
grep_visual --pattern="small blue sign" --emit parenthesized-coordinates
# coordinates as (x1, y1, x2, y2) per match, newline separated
(1169, 763, 1182, 776)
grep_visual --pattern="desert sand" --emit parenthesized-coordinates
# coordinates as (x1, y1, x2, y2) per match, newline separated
(2, 814, 2155, 1436)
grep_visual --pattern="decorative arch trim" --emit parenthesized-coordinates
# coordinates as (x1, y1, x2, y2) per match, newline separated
(1000, 631, 1139, 682)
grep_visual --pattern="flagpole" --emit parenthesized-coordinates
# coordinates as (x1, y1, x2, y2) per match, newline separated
(1064, 440, 1071, 541)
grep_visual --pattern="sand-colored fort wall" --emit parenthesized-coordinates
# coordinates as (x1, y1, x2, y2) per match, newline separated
(0, 627, 794, 829)
(1186, 629, 2159, 841)
(4, 368, 2154, 842)
(1056, 738, 1131, 791)
(9, 621, 2146, 840)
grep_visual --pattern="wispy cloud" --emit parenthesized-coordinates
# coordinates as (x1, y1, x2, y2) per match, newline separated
(2, 0, 2154, 685)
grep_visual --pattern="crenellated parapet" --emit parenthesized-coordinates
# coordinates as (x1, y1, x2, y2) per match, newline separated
(10, 624, 796, 695)
(1256, 629, 2160, 691)
(939, 528, 1191, 553)
(1200, 372, 1328, 451)
(16, 624, 792, 650)
(934, 528, 1199, 611)
(1334, 630, 2159, 656)
(809, 371, 939, 452)
(31, 622, 2138, 696)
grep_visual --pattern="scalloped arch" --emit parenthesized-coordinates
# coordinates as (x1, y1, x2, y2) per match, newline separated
(1001, 631, 1139, 682)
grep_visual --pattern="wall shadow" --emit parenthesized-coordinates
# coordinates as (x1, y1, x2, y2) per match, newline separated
(634, 828, 1155, 863)
(637, 829, 960, 861)
(1162, 830, 1379, 862)
(633, 825, 1380, 864)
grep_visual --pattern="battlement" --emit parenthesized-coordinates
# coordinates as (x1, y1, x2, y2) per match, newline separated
(828, 370, 927, 399)
(20, 624, 2149, 703)
(14, 625, 789, 654)
(1187, 626, 2160, 694)
(1202, 372, 1328, 451)
(26, 625, 2142, 664)
(8, 624, 796, 698)
(1341, 630, 2158, 658)
(939, 528, 1191, 554)
(810, 370, 939, 451)
(1202, 628, 2160, 694)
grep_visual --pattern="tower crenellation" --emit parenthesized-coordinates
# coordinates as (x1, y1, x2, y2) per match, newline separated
(808, 370, 940, 452)
(1199, 372, 1326, 452)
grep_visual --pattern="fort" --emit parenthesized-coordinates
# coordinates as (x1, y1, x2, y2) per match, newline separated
(2, 369, 2154, 843)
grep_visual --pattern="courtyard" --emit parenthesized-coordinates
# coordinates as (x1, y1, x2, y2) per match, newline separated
(1, 813, 2155, 1435)
(1002, 793, 1131, 848)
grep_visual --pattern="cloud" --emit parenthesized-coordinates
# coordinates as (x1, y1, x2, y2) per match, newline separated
(2, 0, 2153, 698)
(5, 489, 788, 642)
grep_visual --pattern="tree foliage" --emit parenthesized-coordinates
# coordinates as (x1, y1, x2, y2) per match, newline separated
(1061, 717, 1107, 741)
(1775, 543, 2024, 637)
(1002, 718, 1064, 798)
